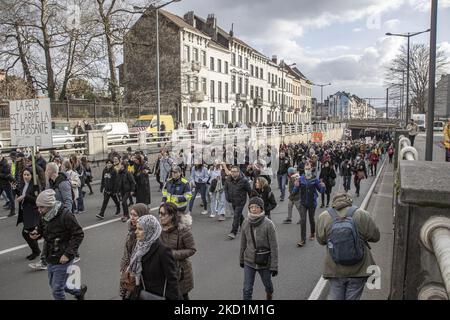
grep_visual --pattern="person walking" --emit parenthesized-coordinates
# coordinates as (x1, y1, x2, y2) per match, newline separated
(61, 160, 81, 214)
(162, 166, 192, 215)
(96, 159, 120, 219)
(12, 168, 41, 260)
(368, 149, 379, 176)
(159, 203, 196, 300)
(134, 155, 151, 206)
(353, 156, 367, 198)
(209, 162, 227, 221)
(225, 166, 252, 240)
(340, 159, 353, 193)
(387, 145, 395, 164)
(283, 167, 301, 224)
(81, 157, 93, 195)
(443, 119, 450, 162)
(406, 118, 419, 147)
(291, 162, 325, 247)
(251, 177, 277, 220)
(119, 204, 150, 299)
(0, 154, 15, 217)
(316, 193, 380, 300)
(276, 151, 290, 202)
(118, 160, 136, 223)
(127, 215, 180, 300)
(29, 189, 87, 300)
(319, 160, 337, 208)
(46, 162, 73, 212)
(188, 164, 209, 215)
(240, 197, 278, 300)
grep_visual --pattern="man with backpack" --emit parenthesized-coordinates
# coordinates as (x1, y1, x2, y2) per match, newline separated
(316, 193, 380, 300)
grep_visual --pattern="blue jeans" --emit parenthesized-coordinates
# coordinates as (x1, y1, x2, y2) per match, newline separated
(328, 277, 367, 300)
(48, 261, 81, 300)
(211, 191, 226, 216)
(189, 182, 207, 212)
(277, 173, 287, 200)
(243, 265, 273, 300)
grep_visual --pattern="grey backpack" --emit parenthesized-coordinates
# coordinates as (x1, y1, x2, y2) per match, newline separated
(326, 206, 364, 266)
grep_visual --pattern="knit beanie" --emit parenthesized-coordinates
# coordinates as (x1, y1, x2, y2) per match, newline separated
(288, 167, 296, 175)
(248, 196, 264, 211)
(36, 189, 57, 207)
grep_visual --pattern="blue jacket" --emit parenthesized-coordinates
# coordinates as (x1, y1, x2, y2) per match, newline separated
(190, 166, 210, 184)
(292, 175, 325, 208)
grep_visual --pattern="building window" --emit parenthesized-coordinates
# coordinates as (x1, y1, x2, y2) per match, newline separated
(186, 75, 191, 93)
(268, 89, 270, 102)
(250, 86, 254, 99)
(255, 86, 258, 98)
(225, 83, 229, 103)
(268, 72, 270, 83)
(238, 77, 242, 94)
(245, 78, 249, 95)
(202, 77, 207, 94)
(238, 55, 242, 68)
(250, 65, 254, 77)
(210, 80, 215, 102)
(193, 48, 199, 62)
(218, 81, 222, 103)
(194, 76, 199, 91)
(201, 51, 206, 66)
(225, 61, 229, 74)
(260, 87, 263, 99)
(245, 58, 249, 70)
(255, 67, 259, 79)
(210, 57, 214, 71)
(260, 68, 263, 79)
(184, 45, 190, 62)
(231, 75, 236, 94)
(218, 59, 222, 73)
(232, 53, 236, 66)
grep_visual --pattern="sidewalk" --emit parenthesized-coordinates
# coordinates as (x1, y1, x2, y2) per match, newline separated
(361, 160, 395, 300)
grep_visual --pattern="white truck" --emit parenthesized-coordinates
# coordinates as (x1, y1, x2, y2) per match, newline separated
(412, 114, 426, 131)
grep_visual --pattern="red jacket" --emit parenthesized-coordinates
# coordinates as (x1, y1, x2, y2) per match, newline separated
(369, 153, 379, 165)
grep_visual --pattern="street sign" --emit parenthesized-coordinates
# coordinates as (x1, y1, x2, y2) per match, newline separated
(9, 98, 53, 148)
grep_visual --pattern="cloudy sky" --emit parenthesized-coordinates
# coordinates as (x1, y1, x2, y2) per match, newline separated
(165, 0, 450, 107)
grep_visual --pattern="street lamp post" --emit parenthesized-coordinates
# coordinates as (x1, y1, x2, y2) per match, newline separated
(386, 28, 430, 127)
(134, 0, 181, 133)
(312, 83, 331, 120)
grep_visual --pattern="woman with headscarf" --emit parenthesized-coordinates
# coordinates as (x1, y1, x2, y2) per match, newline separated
(159, 203, 196, 300)
(12, 168, 41, 260)
(251, 177, 277, 219)
(127, 215, 180, 300)
(119, 204, 149, 299)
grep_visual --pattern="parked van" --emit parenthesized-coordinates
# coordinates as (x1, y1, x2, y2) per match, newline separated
(131, 114, 174, 135)
(94, 122, 130, 144)
(433, 121, 445, 131)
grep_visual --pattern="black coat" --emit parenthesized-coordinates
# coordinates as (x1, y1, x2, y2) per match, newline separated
(319, 166, 337, 188)
(101, 167, 118, 193)
(14, 183, 40, 229)
(277, 157, 291, 175)
(118, 169, 136, 194)
(135, 166, 151, 205)
(36, 207, 84, 264)
(0, 158, 13, 188)
(141, 239, 180, 300)
(251, 185, 277, 214)
(224, 176, 251, 206)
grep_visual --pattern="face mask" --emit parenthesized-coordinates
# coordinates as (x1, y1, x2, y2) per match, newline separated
(325, 163, 329, 168)
(305, 170, 312, 178)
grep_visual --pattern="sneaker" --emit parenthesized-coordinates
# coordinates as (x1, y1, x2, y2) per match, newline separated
(121, 216, 128, 223)
(77, 210, 85, 214)
(309, 234, 316, 241)
(201, 210, 208, 215)
(96, 214, 104, 220)
(227, 233, 236, 240)
(29, 261, 47, 270)
(218, 215, 225, 221)
(279, 198, 284, 202)
(297, 241, 305, 247)
(209, 214, 216, 218)
(319, 205, 324, 208)
(75, 285, 88, 300)
(73, 256, 81, 264)
(282, 219, 292, 224)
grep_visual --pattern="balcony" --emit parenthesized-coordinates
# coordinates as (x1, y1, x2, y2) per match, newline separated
(235, 93, 248, 102)
(191, 61, 201, 72)
(254, 97, 263, 107)
(191, 91, 204, 103)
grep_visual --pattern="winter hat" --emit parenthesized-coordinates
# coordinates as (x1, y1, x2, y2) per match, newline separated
(248, 196, 264, 211)
(36, 189, 57, 207)
(288, 167, 296, 175)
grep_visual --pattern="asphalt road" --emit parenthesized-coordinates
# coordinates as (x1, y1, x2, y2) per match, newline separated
(0, 166, 378, 300)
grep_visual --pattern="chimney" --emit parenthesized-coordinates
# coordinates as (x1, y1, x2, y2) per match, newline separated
(229, 23, 234, 37)
(183, 11, 195, 27)
(272, 55, 278, 64)
(205, 14, 218, 40)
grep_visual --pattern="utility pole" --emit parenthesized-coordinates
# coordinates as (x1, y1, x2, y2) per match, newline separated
(425, 0, 438, 161)
(386, 88, 389, 120)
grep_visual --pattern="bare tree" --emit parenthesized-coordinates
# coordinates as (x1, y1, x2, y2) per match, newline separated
(385, 43, 449, 114)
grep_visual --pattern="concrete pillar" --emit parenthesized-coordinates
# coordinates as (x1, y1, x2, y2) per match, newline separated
(138, 131, 147, 150)
(391, 161, 450, 299)
(87, 130, 108, 159)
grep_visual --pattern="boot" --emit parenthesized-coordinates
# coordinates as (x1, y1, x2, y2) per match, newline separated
(266, 292, 273, 300)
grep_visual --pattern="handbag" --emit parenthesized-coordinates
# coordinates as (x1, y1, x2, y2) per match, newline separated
(250, 226, 271, 266)
(139, 275, 167, 300)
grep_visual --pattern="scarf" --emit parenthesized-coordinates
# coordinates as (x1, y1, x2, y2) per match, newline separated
(21, 181, 30, 198)
(248, 211, 265, 227)
(331, 193, 353, 211)
(128, 215, 162, 284)
(43, 201, 62, 222)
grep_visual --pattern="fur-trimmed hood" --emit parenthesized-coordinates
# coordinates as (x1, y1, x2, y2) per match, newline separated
(178, 212, 193, 230)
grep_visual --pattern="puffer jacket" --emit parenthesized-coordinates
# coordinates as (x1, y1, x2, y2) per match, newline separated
(292, 175, 325, 208)
(316, 206, 380, 278)
(159, 214, 196, 295)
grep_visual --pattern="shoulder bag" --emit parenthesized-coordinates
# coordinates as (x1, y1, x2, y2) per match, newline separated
(250, 225, 271, 266)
